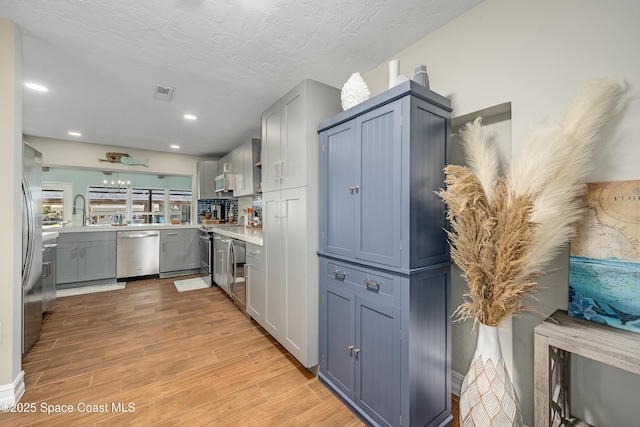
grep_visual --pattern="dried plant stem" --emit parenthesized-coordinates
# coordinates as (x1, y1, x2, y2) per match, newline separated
(439, 166, 537, 326)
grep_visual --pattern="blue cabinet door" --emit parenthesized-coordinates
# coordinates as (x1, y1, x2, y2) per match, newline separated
(320, 120, 358, 257)
(323, 283, 356, 400)
(355, 295, 401, 427)
(355, 100, 402, 267)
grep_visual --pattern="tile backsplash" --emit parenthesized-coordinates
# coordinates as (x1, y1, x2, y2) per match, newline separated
(196, 195, 262, 224)
(196, 198, 237, 223)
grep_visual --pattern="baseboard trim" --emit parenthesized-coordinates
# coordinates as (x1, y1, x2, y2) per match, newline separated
(452, 370, 464, 397)
(0, 371, 25, 406)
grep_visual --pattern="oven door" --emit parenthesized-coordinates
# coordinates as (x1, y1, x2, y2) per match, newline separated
(198, 231, 212, 286)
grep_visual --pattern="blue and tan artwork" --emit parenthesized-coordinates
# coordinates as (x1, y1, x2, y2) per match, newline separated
(569, 180, 640, 332)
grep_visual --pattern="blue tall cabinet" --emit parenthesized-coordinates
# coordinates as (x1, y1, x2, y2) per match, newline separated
(318, 81, 452, 427)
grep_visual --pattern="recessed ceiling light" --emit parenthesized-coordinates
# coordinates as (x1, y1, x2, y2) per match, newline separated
(25, 82, 48, 92)
(170, 144, 180, 149)
(68, 131, 82, 136)
(183, 114, 197, 120)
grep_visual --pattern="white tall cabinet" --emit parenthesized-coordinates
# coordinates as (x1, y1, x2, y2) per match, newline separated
(261, 79, 341, 368)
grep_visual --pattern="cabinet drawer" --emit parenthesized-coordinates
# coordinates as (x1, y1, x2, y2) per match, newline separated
(324, 260, 398, 307)
(246, 242, 264, 262)
(58, 231, 115, 243)
(160, 229, 184, 239)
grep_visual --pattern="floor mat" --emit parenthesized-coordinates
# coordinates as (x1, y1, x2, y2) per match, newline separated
(174, 277, 210, 292)
(57, 283, 126, 297)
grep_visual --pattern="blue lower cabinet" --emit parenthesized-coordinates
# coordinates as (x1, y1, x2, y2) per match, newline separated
(323, 284, 356, 400)
(355, 296, 401, 427)
(319, 256, 451, 427)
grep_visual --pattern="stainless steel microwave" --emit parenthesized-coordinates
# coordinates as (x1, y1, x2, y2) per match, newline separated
(214, 173, 234, 192)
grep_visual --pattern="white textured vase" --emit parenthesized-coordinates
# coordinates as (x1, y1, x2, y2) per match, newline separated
(459, 323, 523, 427)
(388, 59, 399, 89)
(341, 72, 370, 110)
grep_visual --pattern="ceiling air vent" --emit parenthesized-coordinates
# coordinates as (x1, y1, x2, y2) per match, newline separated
(153, 84, 174, 101)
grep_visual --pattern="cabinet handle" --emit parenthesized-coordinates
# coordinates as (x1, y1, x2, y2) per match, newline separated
(333, 270, 346, 280)
(218, 250, 223, 262)
(167, 232, 179, 236)
(42, 262, 51, 278)
(278, 161, 285, 180)
(72, 247, 76, 259)
(80, 246, 85, 258)
(347, 345, 354, 353)
(364, 279, 380, 292)
(353, 348, 360, 355)
(348, 185, 360, 192)
(275, 162, 282, 180)
(248, 250, 260, 255)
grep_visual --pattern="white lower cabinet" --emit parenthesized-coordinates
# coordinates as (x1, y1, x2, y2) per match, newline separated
(245, 242, 265, 324)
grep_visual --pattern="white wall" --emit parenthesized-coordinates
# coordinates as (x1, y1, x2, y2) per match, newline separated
(0, 18, 24, 403)
(363, 1, 640, 425)
(25, 135, 212, 176)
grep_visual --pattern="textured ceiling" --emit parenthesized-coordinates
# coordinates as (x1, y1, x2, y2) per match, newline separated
(1, 0, 482, 157)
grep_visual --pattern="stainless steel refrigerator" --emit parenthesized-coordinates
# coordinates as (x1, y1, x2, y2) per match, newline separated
(22, 142, 43, 356)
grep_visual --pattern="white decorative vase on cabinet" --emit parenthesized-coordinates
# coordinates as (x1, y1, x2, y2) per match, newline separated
(459, 323, 523, 427)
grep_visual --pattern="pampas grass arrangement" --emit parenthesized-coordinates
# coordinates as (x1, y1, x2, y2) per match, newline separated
(438, 78, 622, 327)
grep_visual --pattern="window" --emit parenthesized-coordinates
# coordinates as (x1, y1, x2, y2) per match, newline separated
(132, 188, 166, 224)
(42, 182, 74, 227)
(42, 189, 65, 225)
(87, 186, 127, 224)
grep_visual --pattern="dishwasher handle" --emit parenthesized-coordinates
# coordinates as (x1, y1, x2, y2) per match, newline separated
(118, 232, 159, 238)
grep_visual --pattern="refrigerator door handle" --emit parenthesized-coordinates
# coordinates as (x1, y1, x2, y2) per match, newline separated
(21, 176, 35, 288)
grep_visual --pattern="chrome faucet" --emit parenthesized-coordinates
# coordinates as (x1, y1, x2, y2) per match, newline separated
(73, 194, 87, 226)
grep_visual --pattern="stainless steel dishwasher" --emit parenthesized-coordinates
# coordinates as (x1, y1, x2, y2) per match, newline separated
(229, 238, 247, 313)
(117, 230, 160, 280)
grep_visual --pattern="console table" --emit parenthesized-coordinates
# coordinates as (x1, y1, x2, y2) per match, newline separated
(534, 310, 640, 426)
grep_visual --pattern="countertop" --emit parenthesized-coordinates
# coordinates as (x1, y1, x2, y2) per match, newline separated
(207, 225, 263, 246)
(42, 231, 59, 244)
(46, 224, 201, 233)
(45, 223, 264, 246)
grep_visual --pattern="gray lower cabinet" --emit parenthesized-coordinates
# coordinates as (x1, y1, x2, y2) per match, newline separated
(185, 229, 200, 270)
(245, 242, 265, 324)
(160, 229, 200, 274)
(56, 232, 116, 285)
(319, 256, 451, 427)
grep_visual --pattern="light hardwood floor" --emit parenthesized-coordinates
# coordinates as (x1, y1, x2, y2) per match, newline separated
(2, 276, 459, 426)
